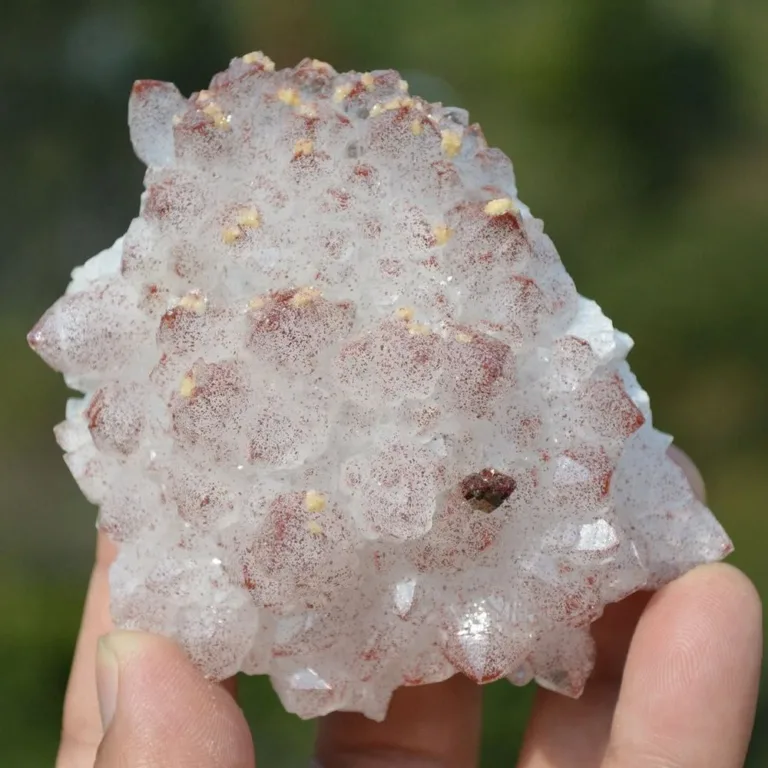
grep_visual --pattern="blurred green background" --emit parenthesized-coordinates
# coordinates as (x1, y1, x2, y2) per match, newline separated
(1, 0, 766, 764)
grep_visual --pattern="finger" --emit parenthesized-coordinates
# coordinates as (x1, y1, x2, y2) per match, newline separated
(315, 674, 482, 768)
(516, 591, 651, 768)
(516, 445, 706, 768)
(57, 532, 117, 768)
(602, 563, 762, 768)
(57, 532, 237, 768)
(94, 630, 255, 767)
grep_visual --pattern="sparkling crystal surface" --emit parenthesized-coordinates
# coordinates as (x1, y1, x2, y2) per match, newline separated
(29, 54, 732, 721)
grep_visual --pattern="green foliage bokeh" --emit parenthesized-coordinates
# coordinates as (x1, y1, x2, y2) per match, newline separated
(1, 1, 766, 764)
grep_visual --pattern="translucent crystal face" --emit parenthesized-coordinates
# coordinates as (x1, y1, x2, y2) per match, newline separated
(28, 53, 732, 721)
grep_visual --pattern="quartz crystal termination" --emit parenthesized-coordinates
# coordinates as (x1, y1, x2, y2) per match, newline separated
(28, 53, 733, 721)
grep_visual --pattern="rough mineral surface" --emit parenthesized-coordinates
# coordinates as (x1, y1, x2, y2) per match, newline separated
(29, 53, 732, 721)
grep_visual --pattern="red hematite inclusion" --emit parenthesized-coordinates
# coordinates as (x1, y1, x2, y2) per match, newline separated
(27, 52, 732, 722)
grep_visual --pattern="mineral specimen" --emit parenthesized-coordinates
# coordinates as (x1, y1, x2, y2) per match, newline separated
(28, 53, 732, 721)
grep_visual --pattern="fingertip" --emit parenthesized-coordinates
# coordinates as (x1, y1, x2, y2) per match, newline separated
(95, 630, 182, 731)
(657, 562, 762, 636)
(636, 563, 763, 704)
(605, 563, 762, 768)
(94, 631, 255, 767)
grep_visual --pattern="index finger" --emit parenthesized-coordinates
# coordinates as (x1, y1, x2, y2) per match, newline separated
(57, 532, 117, 768)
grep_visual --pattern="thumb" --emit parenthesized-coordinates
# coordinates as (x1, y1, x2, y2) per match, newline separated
(94, 631, 255, 767)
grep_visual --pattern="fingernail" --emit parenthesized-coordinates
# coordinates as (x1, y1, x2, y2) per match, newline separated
(96, 631, 151, 730)
(96, 636, 119, 730)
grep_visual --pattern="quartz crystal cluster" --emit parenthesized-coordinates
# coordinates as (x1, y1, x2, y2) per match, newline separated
(29, 53, 732, 720)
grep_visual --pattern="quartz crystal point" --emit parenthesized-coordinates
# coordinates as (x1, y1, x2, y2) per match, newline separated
(29, 53, 733, 721)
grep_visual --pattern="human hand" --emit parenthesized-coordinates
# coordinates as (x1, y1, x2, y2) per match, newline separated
(57, 447, 762, 767)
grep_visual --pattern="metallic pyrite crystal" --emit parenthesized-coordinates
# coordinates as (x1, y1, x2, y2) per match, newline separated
(29, 53, 732, 720)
